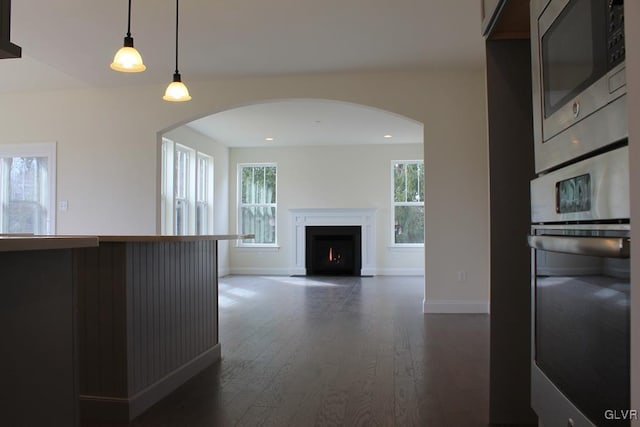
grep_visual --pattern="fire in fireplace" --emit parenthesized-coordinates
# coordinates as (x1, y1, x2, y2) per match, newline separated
(305, 225, 361, 276)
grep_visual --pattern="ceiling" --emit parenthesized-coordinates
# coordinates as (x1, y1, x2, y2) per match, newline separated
(3, 0, 484, 146)
(187, 99, 424, 147)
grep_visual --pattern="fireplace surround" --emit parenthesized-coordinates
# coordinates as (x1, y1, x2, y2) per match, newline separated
(289, 208, 376, 276)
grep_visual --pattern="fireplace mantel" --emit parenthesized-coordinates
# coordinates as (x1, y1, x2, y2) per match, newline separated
(289, 208, 376, 276)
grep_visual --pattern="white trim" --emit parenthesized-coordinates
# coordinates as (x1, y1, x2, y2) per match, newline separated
(160, 138, 174, 235)
(423, 299, 490, 314)
(376, 268, 424, 276)
(289, 208, 376, 276)
(175, 143, 196, 235)
(387, 245, 424, 251)
(234, 245, 280, 252)
(229, 267, 291, 276)
(196, 152, 214, 235)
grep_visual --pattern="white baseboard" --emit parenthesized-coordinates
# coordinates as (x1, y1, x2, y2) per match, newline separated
(230, 267, 424, 277)
(228, 267, 424, 277)
(375, 268, 424, 276)
(423, 299, 490, 314)
(229, 267, 291, 276)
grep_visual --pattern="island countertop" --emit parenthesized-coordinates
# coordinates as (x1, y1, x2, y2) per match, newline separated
(96, 233, 253, 243)
(0, 235, 99, 252)
(0, 234, 252, 252)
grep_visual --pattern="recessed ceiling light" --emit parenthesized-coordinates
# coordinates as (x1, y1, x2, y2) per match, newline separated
(265, 137, 274, 141)
(384, 134, 393, 139)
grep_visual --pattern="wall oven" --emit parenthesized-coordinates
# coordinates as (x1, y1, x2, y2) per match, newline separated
(531, 0, 627, 173)
(529, 147, 631, 426)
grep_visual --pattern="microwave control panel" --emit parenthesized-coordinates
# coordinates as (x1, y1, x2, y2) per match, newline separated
(608, 0, 625, 66)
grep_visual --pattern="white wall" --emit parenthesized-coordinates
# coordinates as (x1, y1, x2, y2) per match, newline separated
(0, 70, 489, 313)
(228, 143, 424, 275)
(422, 73, 490, 314)
(162, 126, 232, 275)
(625, 1, 639, 421)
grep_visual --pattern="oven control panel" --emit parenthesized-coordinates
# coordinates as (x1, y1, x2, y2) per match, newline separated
(556, 173, 591, 214)
(531, 146, 629, 223)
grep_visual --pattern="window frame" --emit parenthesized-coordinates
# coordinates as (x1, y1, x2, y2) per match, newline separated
(390, 159, 424, 247)
(161, 138, 213, 235)
(196, 152, 213, 235)
(237, 163, 278, 247)
(174, 144, 194, 235)
(0, 142, 57, 235)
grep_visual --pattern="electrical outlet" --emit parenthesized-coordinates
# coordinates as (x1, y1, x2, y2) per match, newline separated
(457, 270, 467, 283)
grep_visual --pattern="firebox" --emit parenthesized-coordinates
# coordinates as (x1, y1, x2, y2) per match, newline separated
(305, 226, 361, 276)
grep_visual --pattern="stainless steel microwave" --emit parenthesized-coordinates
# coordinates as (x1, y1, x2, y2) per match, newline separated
(531, 0, 627, 173)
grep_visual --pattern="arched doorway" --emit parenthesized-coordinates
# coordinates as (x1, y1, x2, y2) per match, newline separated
(159, 98, 425, 278)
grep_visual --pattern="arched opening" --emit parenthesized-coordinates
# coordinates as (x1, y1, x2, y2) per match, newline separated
(158, 98, 424, 278)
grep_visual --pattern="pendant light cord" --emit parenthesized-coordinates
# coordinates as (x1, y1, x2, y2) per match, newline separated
(174, 0, 180, 74)
(127, 0, 132, 38)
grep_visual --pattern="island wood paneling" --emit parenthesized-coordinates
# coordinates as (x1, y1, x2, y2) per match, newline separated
(76, 239, 219, 421)
(76, 243, 128, 398)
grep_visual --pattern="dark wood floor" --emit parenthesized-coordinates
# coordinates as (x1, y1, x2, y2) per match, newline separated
(84, 275, 489, 427)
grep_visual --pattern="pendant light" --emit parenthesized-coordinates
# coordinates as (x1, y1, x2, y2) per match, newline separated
(110, 0, 146, 72)
(163, 0, 191, 102)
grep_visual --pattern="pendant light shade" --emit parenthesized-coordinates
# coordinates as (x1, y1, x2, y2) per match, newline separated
(111, 43, 146, 72)
(163, 72, 192, 101)
(164, 0, 191, 102)
(110, 0, 145, 72)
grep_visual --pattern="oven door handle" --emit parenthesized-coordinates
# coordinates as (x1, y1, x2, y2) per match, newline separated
(527, 235, 630, 258)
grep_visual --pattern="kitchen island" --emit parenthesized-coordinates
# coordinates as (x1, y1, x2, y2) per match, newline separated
(75, 234, 250, 422)
(0, 234, 249, 424)
(0, 235, 99, 427)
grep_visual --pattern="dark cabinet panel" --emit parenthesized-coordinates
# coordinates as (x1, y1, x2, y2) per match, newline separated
(486, 38, 537, 425)
(0, 249, 77, 426)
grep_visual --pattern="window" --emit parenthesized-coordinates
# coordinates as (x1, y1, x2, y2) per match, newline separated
(196, 154, 209, 234)
(161, 138, 213, 235)
(0, 143, 56, 235)
(174, 146, 190, 235)
(392, 160, 424, 245)
(238, 164, 277, 245)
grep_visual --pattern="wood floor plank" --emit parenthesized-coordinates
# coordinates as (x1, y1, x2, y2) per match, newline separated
(314, 387, 349, 426)
(395, 377, 421, 426)
(342, 357, 377, 427)
(371, 354, 395, 427)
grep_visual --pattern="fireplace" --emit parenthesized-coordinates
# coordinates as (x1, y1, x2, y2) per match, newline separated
(289, 208, 376, 276)
(305, 226, 361, 276)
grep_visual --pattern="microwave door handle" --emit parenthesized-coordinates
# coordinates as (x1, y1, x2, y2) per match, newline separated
(527, 235, 630, 258)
